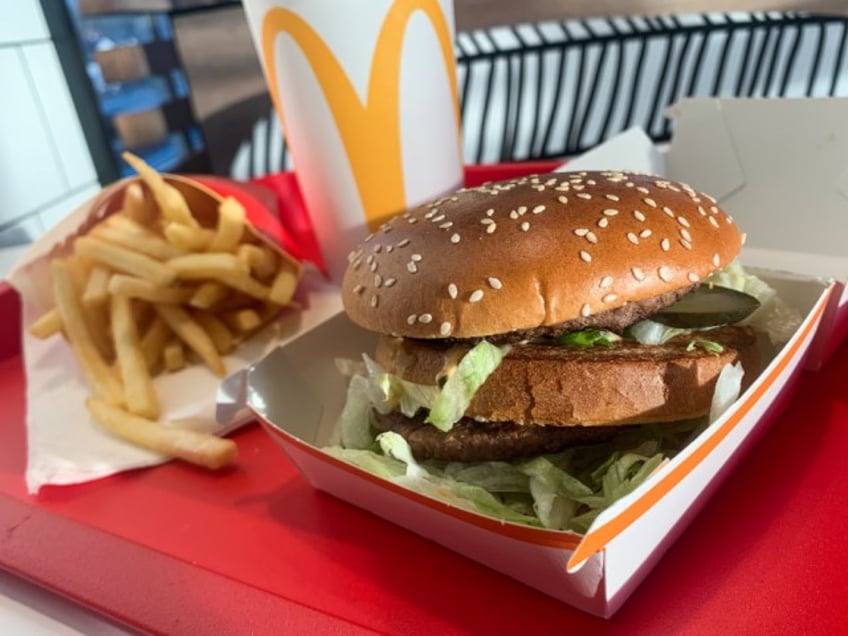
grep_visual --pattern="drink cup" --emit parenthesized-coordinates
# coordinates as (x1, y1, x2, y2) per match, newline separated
(243, 0, 464, 282)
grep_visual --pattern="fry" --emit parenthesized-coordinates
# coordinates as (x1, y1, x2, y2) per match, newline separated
(163, 339, 186, 372)
(122, 152, 199, 228)
(76, 235, 177, 286)
(82, 265, 111, 307)
(169, 253, 269, 300)
(111, 294, 159, 419)
(163, 222, 214, 251)
(92, 215, 185, 260)
(188, 282, 229, 309)
(108, 274, 192, 304)
(87, 398, 237, 469)
(193, 312, 234, 354)
(140, 316, 171, 370)
(155, 304, 226, 376)
(121, 182, 156, 226)
(237, 243, 277, 280)
(28, 308, 62, 339)
(51, 260, 124, 405)
(207, 197, 246, 253)
(223, 308, 262, 333)
(269, 267, 299, 305)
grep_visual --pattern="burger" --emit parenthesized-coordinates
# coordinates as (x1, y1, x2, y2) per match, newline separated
(339, 170, 761, 466)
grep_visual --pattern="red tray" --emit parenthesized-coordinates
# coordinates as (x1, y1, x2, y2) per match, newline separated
(2, 165, 848, 634)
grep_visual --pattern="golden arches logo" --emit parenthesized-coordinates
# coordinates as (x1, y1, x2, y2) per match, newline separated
(261, 0, 460, 231)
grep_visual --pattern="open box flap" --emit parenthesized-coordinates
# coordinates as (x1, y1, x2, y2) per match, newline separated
(666, 97, 848, 277)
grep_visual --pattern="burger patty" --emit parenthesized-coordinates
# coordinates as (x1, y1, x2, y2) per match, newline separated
(440, 284, 696, 346)
(372, 410, 632, 462)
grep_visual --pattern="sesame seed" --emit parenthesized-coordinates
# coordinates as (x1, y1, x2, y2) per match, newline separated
(411, 253, 422, 262)
(439, 222, 453, 229)
(680, 228, 692, 241)
(486, 208, 495, 216)
(579, 250, 592, 263)
(364, 233, 374, 242)
(397, 239, 410, 247)
(632, 267, 645, 281)
(688, 272, 699, 283)
(520, 222, 530, 232)
(602, 293, 618, 303)
(662, 206, 675, 218)
(424, 209, 438, 219)
(486, 223, 497, 234)
(603, 208, 619, 216)
(636, 186, 650, 194)
(644, 198, 658, 208)
(633, 210, 646, 222)
(448, 283, 458, 299)
(509, 210, 519, 220)
(450, 233, 461, 243)
(577, 193, 592, 200)
(713, 253, 721, 267)
(352, 259, 362, 270)
(698, 206, 707, 216)
(408, 218, 418, 224)
(600, 275, 613, 288)
(384, 278, 396, 287)
(353, 284, 364, 294)
(469, 290, 484, 303)
(574, 228, 589, 237)
(481, 218, 494, 225)
(598, 217, 609, 228)
(370, 295, 379, 308)
(407, 262, 418, 273)
(488, 277, 503, 289)
(558, 195, 569, 205)
(658, 266, 673, 282)
(710, 206, 719, 214)
(369, 261, 378, 272)
(708, 216, 720, 228)
(605, 194, 620, 201)
(407, 314, 417, 325)
(418, 313, 433, 324)
(533, 185, 545, 191)
(680, 239, 693, 250)
(518, 206, 528, 214)
(639, 229, 652, 238)
(431, 214, 446, 223)
(581, 303, 592, 317)
(374, 274, 382, 287)
(585, 231, 598, 244)
(532, 205, 546, 214)
(374, 244, 383, 253)
(440, 322, 452, 336)
(677, 216, 691, 228)
(366, 254, 374, 265)
(627, 232, 639, 245)
(386, 245, 394, 253)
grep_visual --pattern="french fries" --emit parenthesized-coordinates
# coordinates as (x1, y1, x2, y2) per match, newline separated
(28, 152, 301, 471)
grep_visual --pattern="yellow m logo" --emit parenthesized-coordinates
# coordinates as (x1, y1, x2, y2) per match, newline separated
(261, 0, 460, 231)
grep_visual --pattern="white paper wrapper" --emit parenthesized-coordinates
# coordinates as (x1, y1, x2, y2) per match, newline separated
(6, 176, 320, 494)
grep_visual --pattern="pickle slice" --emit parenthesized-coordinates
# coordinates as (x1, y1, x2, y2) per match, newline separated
(652, 285, 761, 328)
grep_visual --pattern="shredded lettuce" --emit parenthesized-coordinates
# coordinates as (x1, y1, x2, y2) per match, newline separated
(556, 329, 621, 347)
(626, 319, 689, 345)
(425, 341, 507, 431)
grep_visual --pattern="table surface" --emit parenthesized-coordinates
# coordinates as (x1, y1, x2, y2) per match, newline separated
(2, 168, 848, 635)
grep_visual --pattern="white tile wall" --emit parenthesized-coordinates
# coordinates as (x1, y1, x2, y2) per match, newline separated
(0, 1, 100, 270)
(22, 42, 97, 190)
(0, 47, 68, 221)
(0, 1, 48, 45)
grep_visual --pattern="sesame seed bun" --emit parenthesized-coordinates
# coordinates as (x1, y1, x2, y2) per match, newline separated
(341, 171, 743, 339)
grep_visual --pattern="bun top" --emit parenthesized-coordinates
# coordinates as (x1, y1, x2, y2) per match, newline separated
(342, 171, 744, 339)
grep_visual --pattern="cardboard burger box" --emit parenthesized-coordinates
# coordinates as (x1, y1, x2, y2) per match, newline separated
(235, 97, 846, 617)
